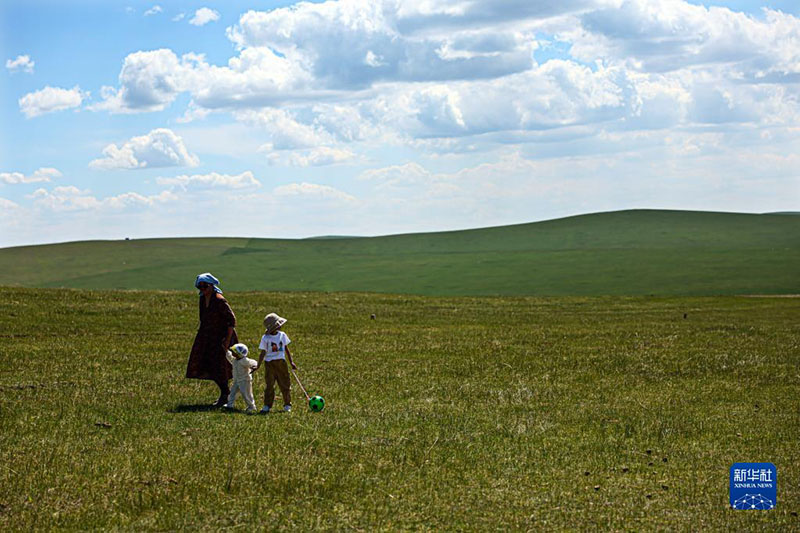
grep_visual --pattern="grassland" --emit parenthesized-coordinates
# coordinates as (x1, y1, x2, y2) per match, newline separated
(1, 210, 798, 296)
(1, 288, 798, 530)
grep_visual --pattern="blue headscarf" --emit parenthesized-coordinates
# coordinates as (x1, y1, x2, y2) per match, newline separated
(195, 272, 223, 294)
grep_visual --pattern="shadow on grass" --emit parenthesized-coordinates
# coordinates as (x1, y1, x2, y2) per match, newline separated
(170, 403, 222, 413)
(169, 404, 262, 416)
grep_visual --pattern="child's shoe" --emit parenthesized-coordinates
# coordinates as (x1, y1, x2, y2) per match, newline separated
(259, 405, 270, 414)
(245, 407, 257, 414)
(283, 404, 292, 412)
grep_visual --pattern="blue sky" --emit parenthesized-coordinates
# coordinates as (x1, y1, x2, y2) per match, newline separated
(1, 0, 799, 247)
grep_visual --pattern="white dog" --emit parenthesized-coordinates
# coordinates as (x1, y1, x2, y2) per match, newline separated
(225, 343, 258, 413)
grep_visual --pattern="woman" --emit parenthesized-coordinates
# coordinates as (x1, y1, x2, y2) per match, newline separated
(186, 272, 238, 407)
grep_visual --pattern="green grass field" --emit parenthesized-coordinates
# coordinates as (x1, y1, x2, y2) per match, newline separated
(1, 288, 798, 530)
(1, 210, 798, 296)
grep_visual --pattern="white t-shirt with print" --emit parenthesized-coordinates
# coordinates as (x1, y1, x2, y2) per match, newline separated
(259, 331, 291, 362)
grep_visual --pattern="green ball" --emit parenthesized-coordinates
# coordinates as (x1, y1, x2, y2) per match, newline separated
(309, 395, 325, 412)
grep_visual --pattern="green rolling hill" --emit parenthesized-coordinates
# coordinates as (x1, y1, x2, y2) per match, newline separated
(1, 209, 798, 296)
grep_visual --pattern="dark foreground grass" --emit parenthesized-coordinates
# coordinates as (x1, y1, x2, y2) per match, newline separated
(0, 288, 798, 530)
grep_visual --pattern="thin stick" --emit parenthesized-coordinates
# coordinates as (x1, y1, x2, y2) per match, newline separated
(291, 368, 311, 401)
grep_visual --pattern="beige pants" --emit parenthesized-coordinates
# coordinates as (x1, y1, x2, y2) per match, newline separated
(264, 359, 291, 408)
(228, 379, 256, 410)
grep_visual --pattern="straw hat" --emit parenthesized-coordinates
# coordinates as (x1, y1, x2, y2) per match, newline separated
(263, 313, 287, 333)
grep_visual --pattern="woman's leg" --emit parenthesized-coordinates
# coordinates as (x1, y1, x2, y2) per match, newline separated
(214, 377, 230, 406)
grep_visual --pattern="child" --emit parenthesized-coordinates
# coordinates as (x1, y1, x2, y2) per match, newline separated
(224, 343, 258, 413)
(254, 313, 297, 413)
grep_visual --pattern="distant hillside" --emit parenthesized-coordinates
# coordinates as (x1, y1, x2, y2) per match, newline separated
(1, 210, 798, 296)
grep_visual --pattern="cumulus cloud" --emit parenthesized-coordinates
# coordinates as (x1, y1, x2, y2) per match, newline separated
(192, 47, 313, 109)
(268, 147, 357, 167)
(0, 197, 19, 210)
(156, 171, 261, 189)
(273, 182, 357, 203)
(1, 167, 62, 184)
(90, 49, 202, 113)
(144, 5, 162, 16)
(30, 186, 177, 211)
(90, 0, 800, 156)
(19, 86, 86, 118)
(237, 108, 361, 166)
(93, 47, 310, 113)
(226, 1, 536, 88)
(357, 161, 462, 200)
(237, 108, 332, 149)
(360, 161, 431, 185)
(573, 1, 800, 80)
(363, 59, 631, 140)
(394, 0, 609, 32)
(190, 7, 220, 26)
(89, 129, 199, 170)
(6, 54, 34, 74)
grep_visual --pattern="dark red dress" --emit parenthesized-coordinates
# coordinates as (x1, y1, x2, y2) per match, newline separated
(186, 293, 238, 382)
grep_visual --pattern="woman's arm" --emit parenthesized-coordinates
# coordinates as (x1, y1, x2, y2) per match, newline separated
(223, 326, 234, 349)
(218, 294, 236, 349)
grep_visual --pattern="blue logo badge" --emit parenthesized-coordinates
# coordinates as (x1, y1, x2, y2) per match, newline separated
(730, 463, 776, 510)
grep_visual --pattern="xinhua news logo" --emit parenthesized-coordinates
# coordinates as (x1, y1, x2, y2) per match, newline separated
(730, 463, 777, 510)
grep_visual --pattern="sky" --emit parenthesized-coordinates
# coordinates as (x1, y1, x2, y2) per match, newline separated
(1, 0, 799, 247)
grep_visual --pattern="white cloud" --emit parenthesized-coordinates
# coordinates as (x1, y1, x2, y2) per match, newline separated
(238, 108, 332, 149)
(19, 86, 85, 118)
(365, 50, 386, 67)
(144, 5, 162, 16)
(173, 13, 186, 22)
(357, 160, 465, 204)
(394, 0, 608, 30)
(310, 103, 380, 143)
(275, 147, 358, 167)
(93, 47, 309, 113)
(90, 49, 201, 113)
(87, 0, 800, 169)
(351, 131, 800, 232)
(89, 128, 199, 170)
(190, 7, 220, 26)
(573, 1, 800, 81)
(6, 54, 34, 74)
(94, 0, 800, 115)
(1, 167, 62, 185)
(156, 171, 261, 190)
(30, 186, 177, 212)
(360, 161, 431, 183)
(364, 59, 631, 141)
(273, 182, 357, 203)
(226, 1, 535, 88)
(175, 101, 212, 123)
(191, 47, 312, 109)
(0, 197, 19, 210)
(30, 186, 99, 211)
